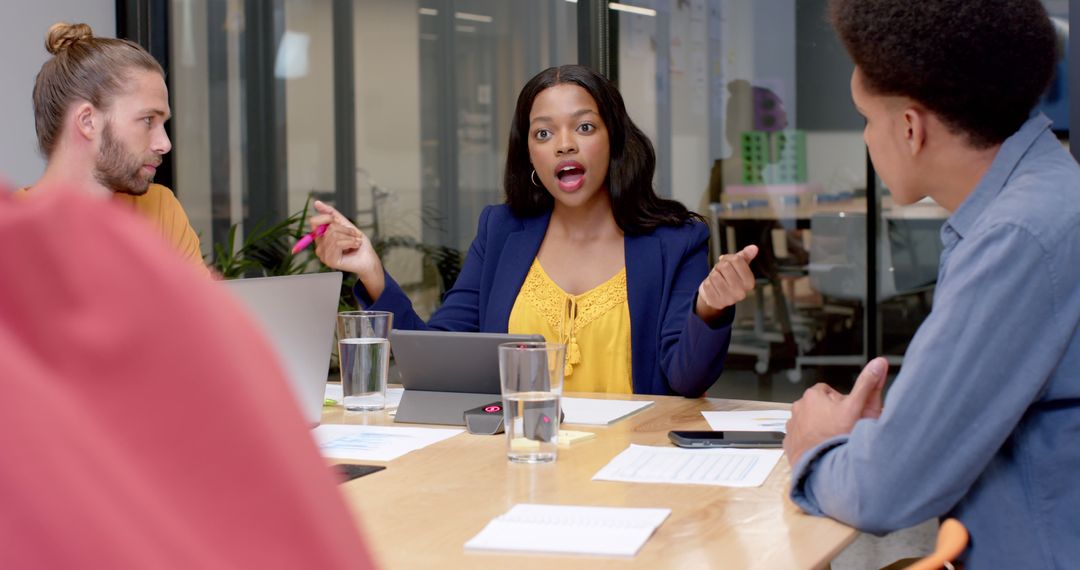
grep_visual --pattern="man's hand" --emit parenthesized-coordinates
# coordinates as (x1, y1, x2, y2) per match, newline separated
(784, 357, 889, 466)
(695, 245, 759, 323)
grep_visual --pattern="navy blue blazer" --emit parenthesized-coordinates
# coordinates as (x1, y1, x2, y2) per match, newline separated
(356, 205, 734, 396)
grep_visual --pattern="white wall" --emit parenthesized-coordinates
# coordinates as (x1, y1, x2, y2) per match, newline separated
(0, 0, 114, 188)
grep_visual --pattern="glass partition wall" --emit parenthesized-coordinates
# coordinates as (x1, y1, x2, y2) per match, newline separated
(170, 0, 576, 316)
(613, 0, 888, 396)
(164, 0, 1069, 398)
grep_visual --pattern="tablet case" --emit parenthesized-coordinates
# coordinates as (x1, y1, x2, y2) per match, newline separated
(390, 330, 544, 425)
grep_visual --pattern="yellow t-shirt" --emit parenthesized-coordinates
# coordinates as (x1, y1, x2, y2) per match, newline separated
(19, 184, 205, 272)
(508, 259, 633, 394)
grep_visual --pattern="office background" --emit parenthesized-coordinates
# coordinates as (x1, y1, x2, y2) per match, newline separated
(1, 0, 1074, 393)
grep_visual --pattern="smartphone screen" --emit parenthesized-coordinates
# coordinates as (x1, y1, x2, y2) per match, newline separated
(668, 430, 785, 448)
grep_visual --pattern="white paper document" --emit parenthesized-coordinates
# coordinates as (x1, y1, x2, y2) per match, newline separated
(324, 383, 343, 403)
(312, 424, 462, 461)
(464, 504, 671, 557)
(593, 444, 783, 487)
(324, 384, 404, 409)
(701, 409, 791, 433)
(561, 397, 654, 425)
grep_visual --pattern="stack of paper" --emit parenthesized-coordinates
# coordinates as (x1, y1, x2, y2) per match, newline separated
(312, 424, 462, 461)
(593, 444, 783, 487)
(323, 384, 404, 409)
(561, 397, 654, 425)
(701, 410, 790, 432)
(464, 504, 671, 557)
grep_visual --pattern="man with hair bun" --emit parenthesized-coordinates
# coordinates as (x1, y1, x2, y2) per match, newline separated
(20, 22, 205, 272)
(783, 1, 1080, 567)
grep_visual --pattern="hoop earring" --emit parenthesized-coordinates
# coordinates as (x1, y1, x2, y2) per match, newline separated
(530, 169, 542, 187)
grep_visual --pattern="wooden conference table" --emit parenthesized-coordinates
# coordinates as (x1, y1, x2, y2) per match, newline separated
(324, 393, 858, 569)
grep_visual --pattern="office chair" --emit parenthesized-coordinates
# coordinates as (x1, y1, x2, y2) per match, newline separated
(708, 202, 806, 375)
(881, 518, 968, 570)
(788, 210, 941, 382)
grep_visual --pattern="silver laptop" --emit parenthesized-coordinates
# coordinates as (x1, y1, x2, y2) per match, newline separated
(390, 329, 543, 425)
(221, 272, 342, 425)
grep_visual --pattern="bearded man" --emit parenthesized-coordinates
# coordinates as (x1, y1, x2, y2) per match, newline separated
(20, 22, 204, 271)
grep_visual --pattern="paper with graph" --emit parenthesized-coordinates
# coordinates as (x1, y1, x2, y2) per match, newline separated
(593, 444, 783, 487)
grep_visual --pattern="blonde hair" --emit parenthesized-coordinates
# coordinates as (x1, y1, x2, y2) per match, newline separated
(33, 22, 164, 157)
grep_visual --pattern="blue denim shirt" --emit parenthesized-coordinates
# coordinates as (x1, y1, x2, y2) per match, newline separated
(790, 114, 1080, 569)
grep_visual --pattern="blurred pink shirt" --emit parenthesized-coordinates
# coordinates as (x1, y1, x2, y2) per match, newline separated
(0, 185, 376, 569)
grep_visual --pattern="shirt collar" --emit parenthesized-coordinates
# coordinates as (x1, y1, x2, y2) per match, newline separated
(945, 113, 1053, 240)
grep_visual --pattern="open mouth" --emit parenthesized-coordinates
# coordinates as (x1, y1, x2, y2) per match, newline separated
(555, 161, 586, 192)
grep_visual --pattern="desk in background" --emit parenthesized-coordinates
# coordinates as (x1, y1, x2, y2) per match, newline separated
(325, 394, 857, 569)
(708, 194, 947, 379)
(712, 195, 948, 226)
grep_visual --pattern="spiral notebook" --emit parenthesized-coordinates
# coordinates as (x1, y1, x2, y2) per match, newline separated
(464, 504, 670, 557)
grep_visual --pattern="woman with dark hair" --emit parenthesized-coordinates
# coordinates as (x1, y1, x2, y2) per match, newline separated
(309, 65, 756, 396)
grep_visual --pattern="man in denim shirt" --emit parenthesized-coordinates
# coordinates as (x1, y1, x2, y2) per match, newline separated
(784, 1, 1080, 567)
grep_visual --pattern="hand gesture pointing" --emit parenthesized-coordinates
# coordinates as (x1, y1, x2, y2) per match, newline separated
(695, 245, 759, 323)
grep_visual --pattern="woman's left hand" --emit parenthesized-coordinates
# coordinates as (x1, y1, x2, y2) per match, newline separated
(695, 245, 759, 323)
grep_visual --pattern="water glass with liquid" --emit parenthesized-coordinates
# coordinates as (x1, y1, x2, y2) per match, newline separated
(498, 342, 565, 463)
(336, 311, 392, 412)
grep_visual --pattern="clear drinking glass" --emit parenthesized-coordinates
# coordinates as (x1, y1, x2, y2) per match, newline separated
(336, 311, 392, 412)
(498, 342, 565, 463)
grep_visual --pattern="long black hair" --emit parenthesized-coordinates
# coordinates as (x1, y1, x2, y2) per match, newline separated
(504, 65, 703, 234)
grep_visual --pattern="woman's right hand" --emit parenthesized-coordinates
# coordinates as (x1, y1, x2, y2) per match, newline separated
(308, 200, 385, 299)
(695, 244, 759, 323)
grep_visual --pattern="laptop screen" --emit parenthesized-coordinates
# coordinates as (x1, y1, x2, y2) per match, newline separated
(221, 272, 342, 425)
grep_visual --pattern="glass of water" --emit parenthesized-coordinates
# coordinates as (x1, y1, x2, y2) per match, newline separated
(336, 311, 392, 412)
(498, 342, 565, 463)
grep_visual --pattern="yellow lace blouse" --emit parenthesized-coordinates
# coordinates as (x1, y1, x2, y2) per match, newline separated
(508, 259, 633, 394)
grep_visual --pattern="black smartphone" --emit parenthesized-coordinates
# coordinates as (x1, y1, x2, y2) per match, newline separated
(334, 463, 386, 483)
(668, 430, 785, 448)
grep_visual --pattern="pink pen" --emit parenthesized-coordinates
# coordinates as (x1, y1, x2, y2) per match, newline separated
(290, 223, 329, 254)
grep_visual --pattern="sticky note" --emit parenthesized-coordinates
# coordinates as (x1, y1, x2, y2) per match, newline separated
(558, 430, 597, 447)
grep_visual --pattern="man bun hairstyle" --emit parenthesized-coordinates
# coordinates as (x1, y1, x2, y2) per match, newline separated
(32, 22, 164, 158)
(829, 0, 1057, 148)
(46, 22, 93, 54)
